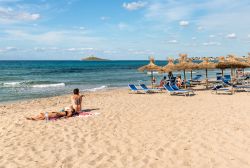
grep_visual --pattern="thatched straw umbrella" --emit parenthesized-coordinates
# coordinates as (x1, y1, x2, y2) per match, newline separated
(186, 58, 199, 80)
(245, 54, 250, 73)
(217, 56, 227, 76)
(216, 55, 249, 83)
(233, 55, 250, 77)
(138, 57, 162, 88)
(228, 55, 249, 79)
(160, 58, 176, 73)
(246, 56, 250, 67)
(227, 54, 249, 68)
(160, 57, 198, 84)
(197, 58, 216, 89)
(174, 54, 193, 88)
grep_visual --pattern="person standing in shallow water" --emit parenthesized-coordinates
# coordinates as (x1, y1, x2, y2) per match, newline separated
(71, 88, 84, 113)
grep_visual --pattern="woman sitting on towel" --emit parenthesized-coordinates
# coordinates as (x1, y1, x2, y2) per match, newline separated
(71, 88, 84, 113)
(26, 107, 75, 121)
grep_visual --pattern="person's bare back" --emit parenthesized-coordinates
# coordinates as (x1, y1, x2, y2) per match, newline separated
(71, 88, 84, 112)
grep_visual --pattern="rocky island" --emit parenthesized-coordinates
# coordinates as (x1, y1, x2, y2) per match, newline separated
(81, 56, 109, 61)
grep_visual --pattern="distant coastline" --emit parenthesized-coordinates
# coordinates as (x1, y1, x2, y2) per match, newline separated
(81, 56, 109, 61)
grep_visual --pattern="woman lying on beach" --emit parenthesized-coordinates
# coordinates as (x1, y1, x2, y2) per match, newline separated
(26, 107, 75, 121)
(26, 88, 84, 121)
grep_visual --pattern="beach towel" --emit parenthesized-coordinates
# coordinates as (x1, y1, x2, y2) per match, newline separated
(77, 111, 100, 117)
(49, 111, 99, 121)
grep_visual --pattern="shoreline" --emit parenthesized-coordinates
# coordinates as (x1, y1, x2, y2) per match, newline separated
(0, 86, 126, 105)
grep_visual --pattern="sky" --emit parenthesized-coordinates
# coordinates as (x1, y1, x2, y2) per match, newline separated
(0, 0, 250, 60)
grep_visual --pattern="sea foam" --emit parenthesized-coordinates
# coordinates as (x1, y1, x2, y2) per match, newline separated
(82, 85, 107, 92)
(32, 83, 65, 88)
(3, 82, 22, 86)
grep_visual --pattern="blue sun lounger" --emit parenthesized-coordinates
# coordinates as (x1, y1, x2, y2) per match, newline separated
(187, 75, 202, 85)
(191, 75, 202, 82)
(163, 84, 193, 96)
(211, 85, 232, 94)
(128, 84, 143, 93)
(223, 75, 231, 81)
(139, 84, 161, 92)
(222, 79, 250, 90)
(170, 83, 195, 94)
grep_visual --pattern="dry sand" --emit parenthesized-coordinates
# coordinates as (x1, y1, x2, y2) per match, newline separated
(0, 88, 250, 168)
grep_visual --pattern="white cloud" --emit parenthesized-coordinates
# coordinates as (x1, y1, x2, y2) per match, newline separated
(202, 42, 221, 46)
(167, 40, 178, 44)
(0, 7, 40, 24)
(17, 13, 40, 20)
(226, 33, 237, 39)
(144, 0, 250, 36)
(32, 47, 94, 52)
(103, 50, 118, 54)
(118, 22, 129, 30)
(100, 16, 109, 21)
(179, 20, 189, 27)
(81, 47, 94, 50)
(191, 37, 197, 40)
(209, 35, 215, 38)
(248, 34, 250, 38)
(197, 26, 204, 30)
(131, 50, 154, 55)
(126, 48, 154, 55)
(184, 43, 197, 47)
(123, 1, 147, 11)
(65, 48, 77, 51)
(0, 46, 18, 52)
(145, 1, 193, 22)
(0, 0, 21, 3)
(65, 48, 94, 52)
(196, 1, 250, 33)
(34, 47, 47, 52)
(3, 29, 102, 46)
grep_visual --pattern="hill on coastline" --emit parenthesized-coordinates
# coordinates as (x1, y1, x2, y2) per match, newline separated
(81, 56, 109, 61)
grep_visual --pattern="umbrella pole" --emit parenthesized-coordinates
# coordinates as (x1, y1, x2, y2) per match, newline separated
(221, 69, 224, 76)
(206, 69, 208, 89)
(184, 69, 187, 89)
(190, 70, 193, 80)
(231, 68, 235, 94)
(151, 71, 153, 88)
(231, 68, 233, 83)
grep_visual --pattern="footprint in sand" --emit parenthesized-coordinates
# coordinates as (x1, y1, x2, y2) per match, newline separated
(106, 155, 116, 162)
(88, 160, 96, 166)
(156, 148, 165, 158)
(142, 156, 150, 165)
(171, 148, 178, 155)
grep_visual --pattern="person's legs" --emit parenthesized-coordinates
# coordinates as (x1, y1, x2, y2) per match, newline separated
(56, 112, 67, 118)
(26, 113, 45, 120)
(26, 112, 58, 120)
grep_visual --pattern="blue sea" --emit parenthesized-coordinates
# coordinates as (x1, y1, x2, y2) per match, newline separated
(0, 60, 235, 103)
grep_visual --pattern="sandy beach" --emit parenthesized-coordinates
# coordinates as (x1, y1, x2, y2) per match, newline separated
(1, 88, 250, 168)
